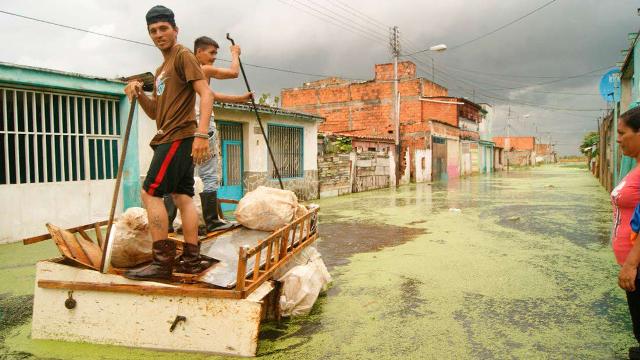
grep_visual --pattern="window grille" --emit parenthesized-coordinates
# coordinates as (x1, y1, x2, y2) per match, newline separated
(0, 86, 120, 185)
(267, 124, 303, 179)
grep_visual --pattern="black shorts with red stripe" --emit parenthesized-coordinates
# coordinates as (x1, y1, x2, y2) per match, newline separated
(143, 137, 195, 198)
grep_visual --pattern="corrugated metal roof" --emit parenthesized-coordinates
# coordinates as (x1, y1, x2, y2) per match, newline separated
(215, 102, 324, 122)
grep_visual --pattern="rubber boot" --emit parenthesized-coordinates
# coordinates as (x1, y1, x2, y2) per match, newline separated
(175, 242, 216, 274)
(164, 195, 177, 233)
(124, 240, 176, 281)
(200, 191, 231, 233)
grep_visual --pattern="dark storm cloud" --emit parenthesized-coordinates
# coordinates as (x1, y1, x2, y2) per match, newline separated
(0, 0, 637, 154)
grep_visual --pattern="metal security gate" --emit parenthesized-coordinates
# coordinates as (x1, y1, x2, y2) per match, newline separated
(431, 136, 447, 181)
(217, 121, 243, 211)
(0, 86, 120, 185)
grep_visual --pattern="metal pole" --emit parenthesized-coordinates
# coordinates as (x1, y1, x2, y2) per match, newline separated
(506, 105, 510, 172)
(391, 26, 401, 187)
(226, 34, 284, 190)
(101, 97, 136, 273)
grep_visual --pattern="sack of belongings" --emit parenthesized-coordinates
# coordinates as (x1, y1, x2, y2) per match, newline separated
(234, 186, 299, 231)
(109, 207, 153, 268)
(276, 246, 332, 317)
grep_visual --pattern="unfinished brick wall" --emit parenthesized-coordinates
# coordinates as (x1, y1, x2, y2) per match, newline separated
(375, 61, 416, 81)
(422, 99, 458, 127)
(281, 60, 464, 184)
(493, 136, 536, 151)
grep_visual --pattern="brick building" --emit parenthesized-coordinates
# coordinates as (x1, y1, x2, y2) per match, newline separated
(281, 61, 488, 182)
(493, 136, 537, 166)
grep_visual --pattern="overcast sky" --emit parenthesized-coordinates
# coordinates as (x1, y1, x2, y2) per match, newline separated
(0, 0, 638, 155)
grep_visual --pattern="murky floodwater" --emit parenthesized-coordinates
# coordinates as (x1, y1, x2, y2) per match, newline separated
(0, 164, 632, 359)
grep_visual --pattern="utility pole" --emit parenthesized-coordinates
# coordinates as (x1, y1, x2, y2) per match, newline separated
(506, 105, 511, 172)
(431, 58, 435, 84)
(390, 26, 401, 187)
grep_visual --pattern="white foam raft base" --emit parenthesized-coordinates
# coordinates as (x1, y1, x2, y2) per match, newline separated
(31, 261, 276, 357)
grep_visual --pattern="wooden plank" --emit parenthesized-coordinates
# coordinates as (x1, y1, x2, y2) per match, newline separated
(77, 229, 94, 244)
(38, 280, 242, 299)
(279, 225, 290, 260)
(235, 246, 248, 292)
(243, 233, 319, 295)
(23, 220, 109, 245)
(218, 198, 239, 204)
(265, 237, 273, 271)
(46, 223, 102, 270)
(252, 247, 262, 282)
(94, 223, 104, 248)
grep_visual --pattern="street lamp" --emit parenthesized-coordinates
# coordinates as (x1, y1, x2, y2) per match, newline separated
(429, 44, 447, 52)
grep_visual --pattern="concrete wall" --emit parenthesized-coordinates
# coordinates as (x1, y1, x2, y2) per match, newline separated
(0, 64, 132, 243)
(318, 151, 392, 198)
(318, 153, 352, 198)
(414, 149, 431, 182)
(213, 107, 320, 201)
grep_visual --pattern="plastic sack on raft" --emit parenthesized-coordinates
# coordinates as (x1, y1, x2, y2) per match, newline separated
(276, 247, 332, 317)
(234, 186, 299, 231)
(109, 207, 153, 268)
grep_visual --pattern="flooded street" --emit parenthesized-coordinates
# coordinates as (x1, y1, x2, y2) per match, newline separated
(0, 164, 632, 359)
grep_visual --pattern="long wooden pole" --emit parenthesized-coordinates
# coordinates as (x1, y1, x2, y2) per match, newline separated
(100, 98, 137, 273)
(226, 33, 284, 189)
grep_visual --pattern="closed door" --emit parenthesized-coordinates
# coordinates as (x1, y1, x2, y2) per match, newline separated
(217, 122, 243, 211)
(431, 136, 447, 181)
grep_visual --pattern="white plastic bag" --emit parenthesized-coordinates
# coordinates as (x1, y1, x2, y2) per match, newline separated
(234, 186, 299, 231)
(110, 207, 153, 268)
(277, 247, 332, 317)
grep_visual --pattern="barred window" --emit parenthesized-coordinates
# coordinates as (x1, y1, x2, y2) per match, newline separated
(267, 124, 303, 179)
(0, 86, 120, 185)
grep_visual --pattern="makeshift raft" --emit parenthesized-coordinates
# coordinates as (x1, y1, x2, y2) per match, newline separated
(24, 202, 320, 357)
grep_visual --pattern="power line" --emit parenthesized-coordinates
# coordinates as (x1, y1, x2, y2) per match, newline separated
(0, 9, 154, 47)
(407, 0, 558, 55)
(439, 63, 607, 80)
(0, 8, 365, 81)
(277, 0, 388, 44)
(302, 0, 389, 39)
(407, 54, 606, 113)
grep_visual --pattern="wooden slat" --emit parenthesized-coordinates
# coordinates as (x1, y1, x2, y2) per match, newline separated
(46, 223, 102, 270)
(38, 280, 242, 299)
(218, 198, 239, 204)
(252, 248, 262, 282)
(279, 226, 290, 260)
(265, 237, 273, 271)
(23, 220, 109, 245)
(235, 246, 248, 292)
(77, 229, 94, 243)
(94, 223, 104, 248)
(243, 233, 318, 295)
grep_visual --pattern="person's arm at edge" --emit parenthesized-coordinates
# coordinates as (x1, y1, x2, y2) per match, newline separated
(191, 79, 213, 164)
(124, 81, 157, 119)
(202, 45, 240, 79)
(212, 91, 252, 103)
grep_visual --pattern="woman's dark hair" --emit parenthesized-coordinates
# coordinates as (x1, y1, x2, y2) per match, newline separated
(194, 36, 219, 53)
(621, 106, 640, 132)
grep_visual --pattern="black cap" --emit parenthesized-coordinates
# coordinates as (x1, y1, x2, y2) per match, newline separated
(146, 5, 175, 26)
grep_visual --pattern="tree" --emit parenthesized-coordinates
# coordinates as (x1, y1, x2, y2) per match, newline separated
(257, 93, 280, 107)
(579, 131, 599, 158)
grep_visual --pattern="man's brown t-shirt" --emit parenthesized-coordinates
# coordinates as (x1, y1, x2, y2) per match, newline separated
(150, 44, 205, 145)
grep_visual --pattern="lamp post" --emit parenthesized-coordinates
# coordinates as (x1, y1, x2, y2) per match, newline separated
(391, 32, 446, 187)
